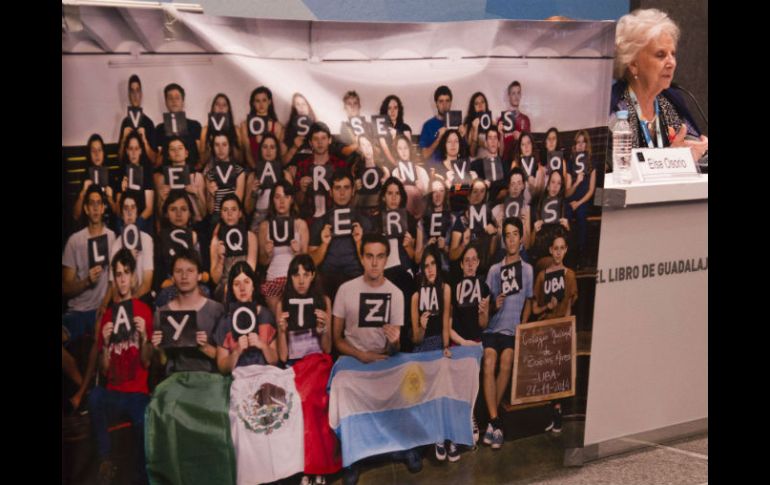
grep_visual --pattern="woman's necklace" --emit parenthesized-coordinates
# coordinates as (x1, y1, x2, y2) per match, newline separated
(628, 88, 663, 148)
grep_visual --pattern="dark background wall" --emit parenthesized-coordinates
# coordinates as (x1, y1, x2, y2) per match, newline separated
(631, 0, 708, 135)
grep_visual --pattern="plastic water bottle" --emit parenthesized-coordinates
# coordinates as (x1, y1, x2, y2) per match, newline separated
(612, 110, 633, 184)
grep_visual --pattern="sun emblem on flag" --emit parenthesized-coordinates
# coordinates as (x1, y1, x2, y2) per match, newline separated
(400, 363, 426, 404)
(238, 382, 294, 434)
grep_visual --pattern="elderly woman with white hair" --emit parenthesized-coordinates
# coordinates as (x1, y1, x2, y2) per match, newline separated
(611, 9, 708, 162)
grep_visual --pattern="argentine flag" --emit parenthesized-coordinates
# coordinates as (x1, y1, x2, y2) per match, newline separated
(328, 345, 483, 467)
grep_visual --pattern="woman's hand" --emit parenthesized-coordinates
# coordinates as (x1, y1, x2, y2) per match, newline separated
(248, 332, 265, 350)
(320, 224, 332, 245)
(278, 312, 290, 332)
(402, 232, 414, 249)
(668, 125, 708, 161)
(217, 241, 226, 261)
(237, 334, 249, 351)
(315, 309, 328, 334)
(101, 322, 114, 344)
(151, 330, 163, 347)
(134, 317, 147, 341)
(420, 312, 430, 329)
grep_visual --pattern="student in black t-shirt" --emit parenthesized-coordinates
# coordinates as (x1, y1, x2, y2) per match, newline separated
(411, 245, 452, 354)
(203, 132, 246, 222)
(153, 136, 207, 231)
(240, 86, 287, 170)
(199, 93, 243, 166)
(276, 254, 332, 364)
(154, 83, 203, 170)
(531, 170, 571, 274)
(282, 93, 317, 166)
(449, 179, 498, 281)
(509, 131, 544, 202)
(462, 91, 491, 158)
(307, 169, 371, 302)
(410, 245, 456, 461)
(449, 242, 490, 446)
(415, 179, 454, 275)
(377, 95, 413, 167)
(434, 129, 474, 213)
(154, 190, 210, 308)
(389, 134, 429, 218)
(541, 127, 571, 196)
(73, 134, 119, 225)
(564, 130, 597, 268)
(245, 132, 292, 230)
(375, 177, 417, 349)
(209, 194, 258, 303)
(118, 74, 156, 164)
(352, 134, 390, 215)
(117, 132, 154, 234)
(470, 127, 507, 204)
(450, 244, 490, 346)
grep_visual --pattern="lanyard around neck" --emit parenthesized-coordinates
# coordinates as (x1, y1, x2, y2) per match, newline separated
(628, 88, 663, 148)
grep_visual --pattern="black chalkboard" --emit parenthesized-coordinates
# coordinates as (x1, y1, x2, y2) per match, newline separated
(511, 316, 576, 405)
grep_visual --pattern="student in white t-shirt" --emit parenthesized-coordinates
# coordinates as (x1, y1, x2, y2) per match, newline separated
(332, 233, 403, 361)
(332, 233, 422, 482)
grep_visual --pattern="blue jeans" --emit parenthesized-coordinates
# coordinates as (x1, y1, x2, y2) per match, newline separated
(88, 387, 149, 478)
(62, 310, 97, 344)
(413, 335, 443, 353)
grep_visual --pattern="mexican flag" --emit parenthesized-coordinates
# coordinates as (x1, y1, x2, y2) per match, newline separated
(145, 356, 341, 485)
(145, 372, 237, 485)
(229, 364, 304, 484)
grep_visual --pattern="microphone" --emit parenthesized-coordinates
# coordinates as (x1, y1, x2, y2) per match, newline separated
(670, 82, 708, 129)
(670, 82, 708, 173)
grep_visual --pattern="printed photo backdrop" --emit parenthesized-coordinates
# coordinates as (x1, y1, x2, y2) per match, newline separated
(62, 5, 615, 477)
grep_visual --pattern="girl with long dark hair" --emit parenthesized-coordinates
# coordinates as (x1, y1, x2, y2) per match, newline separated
(214, 261, 278, 374)
(240, 86, 286, 169)
(199, 93, 243, 165)
(257, 180, 309, 317)
(275, 254, 340, 484)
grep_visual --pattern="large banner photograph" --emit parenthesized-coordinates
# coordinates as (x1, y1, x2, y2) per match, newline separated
(62, 6, 614, 485)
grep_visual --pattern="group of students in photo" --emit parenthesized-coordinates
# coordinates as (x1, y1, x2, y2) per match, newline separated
(62, 75, 592, 485)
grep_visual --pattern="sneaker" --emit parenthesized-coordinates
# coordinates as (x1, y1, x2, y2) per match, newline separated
(447, 441, 460, 462)
(343, 465, 359, 485)
(300, 476, 312, 485)
(472, 416, 480, 444)
(545, 421, 562, 434)
(435, 442, 447, 461)
(482, 423, 494, 445)
(491, 428, 504, 449)
(314, 476, 327, 485)
(404, 449, 423, 473)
